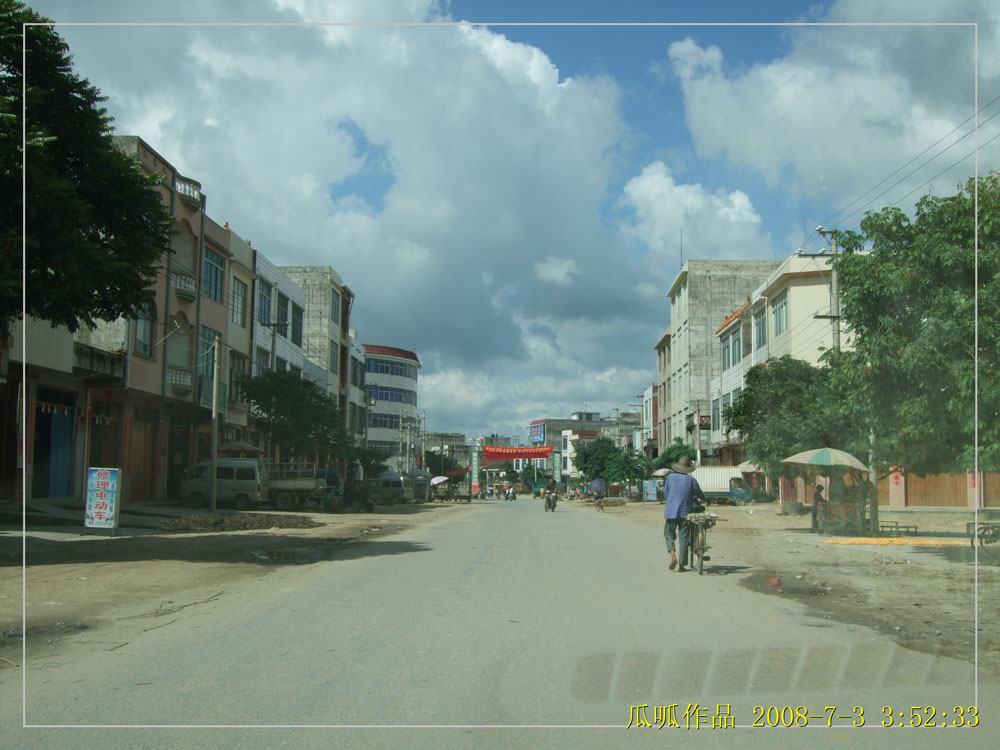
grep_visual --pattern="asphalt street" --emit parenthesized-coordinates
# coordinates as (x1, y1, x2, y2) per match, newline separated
(2, 497, 995, 749)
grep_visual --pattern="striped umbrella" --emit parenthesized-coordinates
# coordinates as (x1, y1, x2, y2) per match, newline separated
(781, 447, 867, 472)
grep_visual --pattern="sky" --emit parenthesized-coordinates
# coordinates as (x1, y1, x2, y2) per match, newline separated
(26, 0, 1000, 442)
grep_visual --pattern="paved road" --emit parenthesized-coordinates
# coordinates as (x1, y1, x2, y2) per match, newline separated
(3, 498, 995, 748)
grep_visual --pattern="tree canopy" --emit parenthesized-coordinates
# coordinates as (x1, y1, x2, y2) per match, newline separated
(728, 174, 999, 477)
(573, 435, 618, 482)
(653, 438, 697, 470)
(573, 435, 651, 484)
(831, 172, 999, 473)
(727, 356, 863, 478)
(1, 1, 170, 339)
(240, 371, 348, 460)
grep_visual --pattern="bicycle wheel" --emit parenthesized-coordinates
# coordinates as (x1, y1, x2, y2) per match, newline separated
(696, 527, 706, 575)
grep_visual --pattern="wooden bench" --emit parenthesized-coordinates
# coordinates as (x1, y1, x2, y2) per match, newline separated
(880, 521, 918, 536)
(966, 521, 1000, 546)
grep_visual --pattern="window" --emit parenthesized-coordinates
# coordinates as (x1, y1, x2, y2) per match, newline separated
(721, 334, 731, 371)
(366, 357, 417, 380)
(731, 328, 741, 366)
(289, 364, 302, 378)
(330, 288, 341, 324)
(721, 393, 731, 429)
(732, 387, 742, 405)
(257, 282, 272, 326)
(351, 357, 365, 388)
(134, 300, 155, 358)
(711, 398, 720, 431)
(255, 346, 271, 375)
(754, 306, 767, 349)
(199, 326, 220, 381)
(291, 304, 303, 346)
(329, 341, 340, 374)
(229, 352, 248, 403)
(275, 356, 287, 372)
(231, 278, 248, 327)
(235, 467, 256, 480)
(369, 412, 401, 429)
(367, 385, 417, 405)
(202, 248, 224, 303)
(276, 292, 289, 338)
(773, 290, 789, 336)
(216, 466, 235, 480)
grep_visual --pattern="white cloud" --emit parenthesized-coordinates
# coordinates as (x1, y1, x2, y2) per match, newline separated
(618, 161, 771, 259)
(534, 257, 579, 286)
(665, 1, 1000, 213)
(36, 0, 996, 442)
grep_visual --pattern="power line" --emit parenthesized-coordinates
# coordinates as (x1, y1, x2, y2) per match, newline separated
(816, 93, 1000, 233)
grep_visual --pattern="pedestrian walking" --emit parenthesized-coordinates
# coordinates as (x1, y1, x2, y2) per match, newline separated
(663, 457, 707, 572)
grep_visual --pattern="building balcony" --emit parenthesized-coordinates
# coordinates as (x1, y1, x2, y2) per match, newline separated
(167, 366, 193, 393)
(172, 272, 197, 301)
(174, 177, 202, 207)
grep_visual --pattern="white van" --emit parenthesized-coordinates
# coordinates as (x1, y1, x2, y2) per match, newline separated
(181, 459, 267, 510)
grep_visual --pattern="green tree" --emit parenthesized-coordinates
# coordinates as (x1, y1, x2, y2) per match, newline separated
(240, 371, 348, 460)
(831, 173, 1000, 472)
(653, 438, 697, 471)
(573, 435, 618, 482)
(607, 446, 650, 486)
(727, 356, 862, 478)
(422, 450, 463, 477)
(1, 1, 171, 339)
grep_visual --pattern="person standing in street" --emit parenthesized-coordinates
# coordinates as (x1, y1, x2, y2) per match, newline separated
(812, 482, 826, 532)
(664, 456, 707, 572)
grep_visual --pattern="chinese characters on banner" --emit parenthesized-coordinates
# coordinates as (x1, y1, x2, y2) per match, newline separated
(85, 467, 120, 532)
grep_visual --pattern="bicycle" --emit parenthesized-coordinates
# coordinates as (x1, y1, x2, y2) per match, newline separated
(684, 511, 717, 575)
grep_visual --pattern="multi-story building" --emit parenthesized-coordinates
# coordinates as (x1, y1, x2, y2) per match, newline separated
(641, 383, 658, 457)
(560, 428, 600, 481)
(251, 254, 305, 378)
(223, 227, 256, 446)
(7, 135, 231, 504)
(655, 259, 781, 459)
(346, 332, 368, 445)
(364, 345, 420, 470)
(707, 253, 850, 462)
(528, 412, 608, 476)
(279, 267, 356, 432)
(601, 411, 640, 450)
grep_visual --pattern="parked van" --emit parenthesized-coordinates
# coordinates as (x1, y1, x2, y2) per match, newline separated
(367, 475, 413, 506)
(181, 458, 267, 510)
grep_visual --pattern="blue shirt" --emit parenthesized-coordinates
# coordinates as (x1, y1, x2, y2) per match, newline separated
(664, 472, 704, 519)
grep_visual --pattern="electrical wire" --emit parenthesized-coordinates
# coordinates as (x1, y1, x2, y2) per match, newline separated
(816, 93, 1000, 233)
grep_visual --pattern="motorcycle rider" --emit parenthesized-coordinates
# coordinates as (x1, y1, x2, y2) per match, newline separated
(545, 477, 558, 510)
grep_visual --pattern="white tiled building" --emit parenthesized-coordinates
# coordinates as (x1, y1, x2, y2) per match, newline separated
(708, 253, 853, 462)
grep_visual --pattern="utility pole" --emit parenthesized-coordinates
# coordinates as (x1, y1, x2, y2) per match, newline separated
(695, 403, 702, 464)
(209, 334, 219, 512)
(816, 226, 841, 352)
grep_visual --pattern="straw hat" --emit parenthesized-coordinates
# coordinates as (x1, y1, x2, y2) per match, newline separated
(671, 456, 697, 474)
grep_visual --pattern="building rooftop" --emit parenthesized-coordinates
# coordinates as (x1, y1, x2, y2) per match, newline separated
(364, 344, 420, 364)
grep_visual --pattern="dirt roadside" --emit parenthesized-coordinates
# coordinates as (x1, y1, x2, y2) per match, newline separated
(0, 501, 474, 669)
(2, 498, 998, 678)
(602, 499, 1000, 674)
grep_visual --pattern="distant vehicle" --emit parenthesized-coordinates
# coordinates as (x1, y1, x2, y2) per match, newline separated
(181, 458, 266, 510)
(683, 466, 772, 505)
(367, 475, 416, 506)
